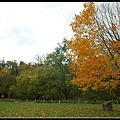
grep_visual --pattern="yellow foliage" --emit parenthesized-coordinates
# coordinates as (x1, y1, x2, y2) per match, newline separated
(0, 68, 8, 74)
(67, 2, 120, 91)
(112, 41, 120, 51)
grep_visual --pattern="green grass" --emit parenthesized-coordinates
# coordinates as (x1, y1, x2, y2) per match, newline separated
(0, 101, 120, 118)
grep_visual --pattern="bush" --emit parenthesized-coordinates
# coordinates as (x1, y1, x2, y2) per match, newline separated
(0, 98, 16, 102)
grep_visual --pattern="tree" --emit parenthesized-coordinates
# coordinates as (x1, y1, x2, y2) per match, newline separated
(6, 60, 18, 76)
(95, 2, 120, 78)
(33, 53, 45, 66)
(0, 69, 16, 98)
(12, 63, 37, 99)
(44, 38, 80, 99)
(66, 2, 120, 93)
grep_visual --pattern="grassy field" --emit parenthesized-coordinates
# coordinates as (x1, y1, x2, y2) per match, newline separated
(0, 101, 120, 118)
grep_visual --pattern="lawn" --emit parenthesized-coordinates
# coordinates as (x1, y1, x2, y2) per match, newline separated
(0, 101, 120, 118)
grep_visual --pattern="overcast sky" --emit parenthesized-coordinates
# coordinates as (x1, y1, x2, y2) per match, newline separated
(0, 2, 84, 63)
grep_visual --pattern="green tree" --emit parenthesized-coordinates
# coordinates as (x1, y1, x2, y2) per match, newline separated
(0, 70, 16, 98)
(44, 39, 80, 100)
(10, 63, 36, 99)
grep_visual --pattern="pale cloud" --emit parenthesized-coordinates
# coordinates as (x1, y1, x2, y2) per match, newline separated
(0, 2, 84, 63)
(11, 27, 35, 45)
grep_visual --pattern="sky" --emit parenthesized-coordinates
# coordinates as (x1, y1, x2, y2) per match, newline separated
(0, 2, 84, 63)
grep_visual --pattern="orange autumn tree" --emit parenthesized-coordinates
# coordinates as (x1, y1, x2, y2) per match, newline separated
(94, 2, 120, 90)
(95, 2, 120, 70)
(66, 2, 120, 91)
